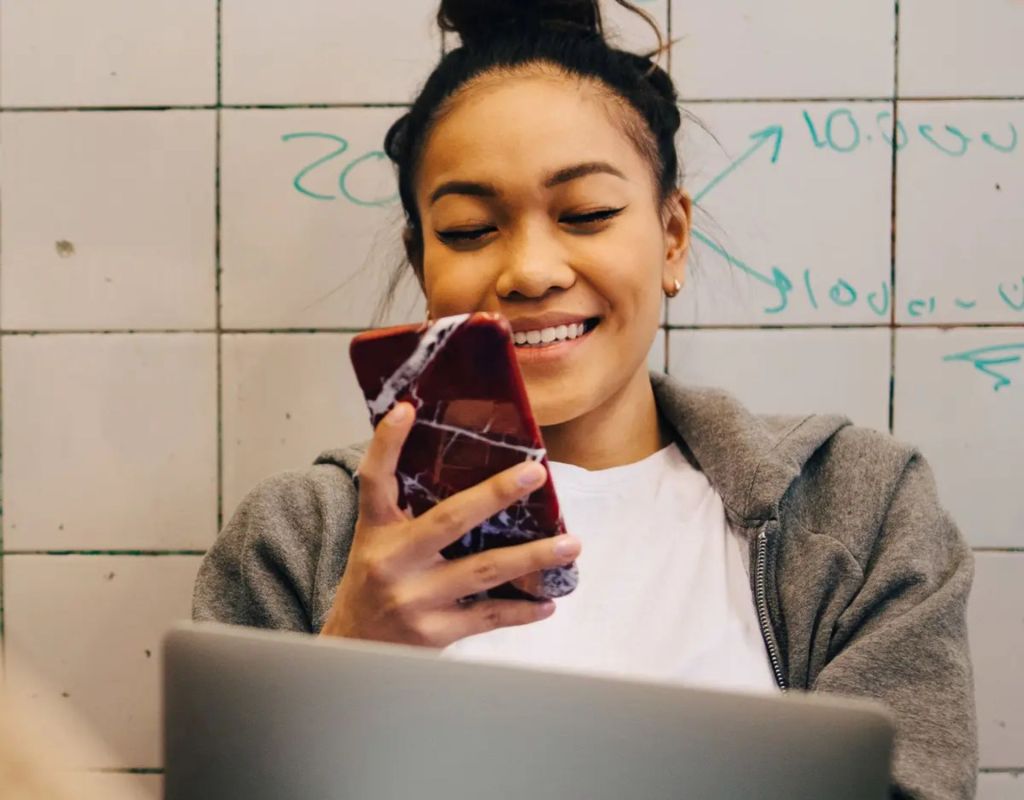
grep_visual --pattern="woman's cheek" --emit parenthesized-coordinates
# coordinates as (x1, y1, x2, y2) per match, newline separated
(426, 270, 487, 315)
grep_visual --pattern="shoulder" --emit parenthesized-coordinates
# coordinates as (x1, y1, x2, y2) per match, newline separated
(194, 444, 367, 630)
(224, 444, 369, 569)
(238, 461, 355, 524)
(785, 422, 942, 569)
(808, 423, 919, 488)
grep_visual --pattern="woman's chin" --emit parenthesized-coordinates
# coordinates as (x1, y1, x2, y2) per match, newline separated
(528, 393, 588, 431)
(521, 366, 598, 430)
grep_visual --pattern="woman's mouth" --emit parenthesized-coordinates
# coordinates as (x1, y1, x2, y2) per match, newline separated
(512, 317, 601, 349)
(510, 317, 600, 365)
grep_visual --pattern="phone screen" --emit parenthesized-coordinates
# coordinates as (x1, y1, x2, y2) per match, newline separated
(350, 312, 578, 599)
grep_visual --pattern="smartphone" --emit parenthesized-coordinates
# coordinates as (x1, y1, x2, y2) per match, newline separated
(349, 311, 578, 601)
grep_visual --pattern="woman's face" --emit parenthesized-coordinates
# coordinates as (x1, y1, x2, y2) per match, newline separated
(412, 72, 690, 427)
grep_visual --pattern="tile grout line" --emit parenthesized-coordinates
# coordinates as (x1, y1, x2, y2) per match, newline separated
(0, 94, 6, 679)
(671, 94, 1024, 103)
(0, 0, 7, 680)
(0, 0, 6, 676)
(888, 0, 901, 435)
(0, 339, 5, 676)
(216, 0, 224, 534)
(2, 551, 208, 557)
(3, 321, 1024, 336)
(1, 96, 1023, 113)
(971, 547, 1024, 554)
(0, 103, 413, 112)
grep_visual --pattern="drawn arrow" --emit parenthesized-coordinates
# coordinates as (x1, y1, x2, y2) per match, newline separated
(943, 343, 1024, 391)
(687, 125, 786, 291)
(690, 230, 788, 290)
(692, 125, 784, 205)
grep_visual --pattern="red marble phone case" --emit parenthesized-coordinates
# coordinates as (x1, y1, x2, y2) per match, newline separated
(349, 312, 578, 600)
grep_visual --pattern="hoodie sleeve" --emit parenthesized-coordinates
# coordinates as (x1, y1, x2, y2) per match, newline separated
(192, 464, 359, 633)
(812, 452, 978, 800)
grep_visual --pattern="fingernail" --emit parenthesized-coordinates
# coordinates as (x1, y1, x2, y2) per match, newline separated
(537, 600, 556, 617)
(552, 536, 579, 558)
(388, 403, 410, 425)
(516, 462, 546, 487)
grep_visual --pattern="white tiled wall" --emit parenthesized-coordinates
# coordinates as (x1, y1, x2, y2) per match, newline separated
(977, 772, 1024, 800)
(221, 333, 370, 514)
(899, 0, 1024, 98)
(894, 329, 1024, 549)
(670, 0, 895, 99)
(968, 554, 1024, 768)
(221, 0, 440, 105)
(895, 102, 1024, 326)
(667, 328, 891, 431)
(0, 1, 216, 107)
(219, 107, 422, 329)
(2, 334, 219, 551)
(0, 111, 217, 331)
(1, 0, 1020, 792)
(4, 556, 202, 768)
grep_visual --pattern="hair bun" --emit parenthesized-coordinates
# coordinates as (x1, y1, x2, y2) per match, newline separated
(438, 0, 602, 49)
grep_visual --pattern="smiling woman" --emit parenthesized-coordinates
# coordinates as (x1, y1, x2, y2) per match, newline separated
(193, 2, 978, 798)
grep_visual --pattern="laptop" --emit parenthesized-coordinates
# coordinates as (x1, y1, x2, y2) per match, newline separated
(163, 622, 894, 800)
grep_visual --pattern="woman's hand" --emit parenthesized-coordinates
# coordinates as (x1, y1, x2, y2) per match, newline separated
(320, 402, 581, 647)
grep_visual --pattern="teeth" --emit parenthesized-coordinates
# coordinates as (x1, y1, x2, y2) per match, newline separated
(513, 321, 592, 347)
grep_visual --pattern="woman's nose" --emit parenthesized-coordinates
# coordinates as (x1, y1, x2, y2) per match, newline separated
(495, 223, 576, 300)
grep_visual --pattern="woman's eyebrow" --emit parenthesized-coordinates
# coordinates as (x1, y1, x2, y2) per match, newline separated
(428, 161, 627, 205)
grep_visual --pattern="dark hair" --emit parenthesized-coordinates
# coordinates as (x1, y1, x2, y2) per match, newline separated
(375, 0, 685, 321)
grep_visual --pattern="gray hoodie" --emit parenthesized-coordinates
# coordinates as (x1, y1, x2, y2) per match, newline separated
(194, 371, 978, 799)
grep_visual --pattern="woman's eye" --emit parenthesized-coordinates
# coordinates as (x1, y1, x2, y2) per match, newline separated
(437, 226, 495, 243)
(436, 207, 625, 244)
(562, 207, 625, 225)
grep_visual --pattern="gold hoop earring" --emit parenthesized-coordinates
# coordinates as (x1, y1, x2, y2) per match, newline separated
(666, 279, 682, 298)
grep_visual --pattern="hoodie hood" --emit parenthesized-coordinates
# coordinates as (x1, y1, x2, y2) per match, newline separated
(649, 372, 850, 530)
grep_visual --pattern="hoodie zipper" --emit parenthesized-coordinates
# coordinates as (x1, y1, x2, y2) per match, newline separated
(755, 525, 788, 692)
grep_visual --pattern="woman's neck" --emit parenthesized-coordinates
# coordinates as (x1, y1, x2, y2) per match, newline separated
(540, 367, 672, 470)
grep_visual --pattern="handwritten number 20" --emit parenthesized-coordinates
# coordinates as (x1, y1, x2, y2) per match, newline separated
(282, 132, 398, 207)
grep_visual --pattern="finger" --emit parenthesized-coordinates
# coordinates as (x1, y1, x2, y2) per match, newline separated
(429, 598, 558, 646)
(510, 571, 545, 598)
(422, 534, 581, 604)
(408, 460, 550, 558)
(356, 402, 416, 524)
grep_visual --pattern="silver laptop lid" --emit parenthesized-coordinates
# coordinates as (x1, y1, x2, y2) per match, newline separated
(164, 622, 893, 800)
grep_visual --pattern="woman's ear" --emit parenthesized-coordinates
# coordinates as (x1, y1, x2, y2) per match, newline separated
(661, 190, 691, 290)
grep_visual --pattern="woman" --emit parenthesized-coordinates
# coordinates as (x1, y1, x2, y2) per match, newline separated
(194, 1, 977, 797)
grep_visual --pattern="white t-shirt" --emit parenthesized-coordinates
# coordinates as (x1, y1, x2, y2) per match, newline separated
(440, 442, 779, 695)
